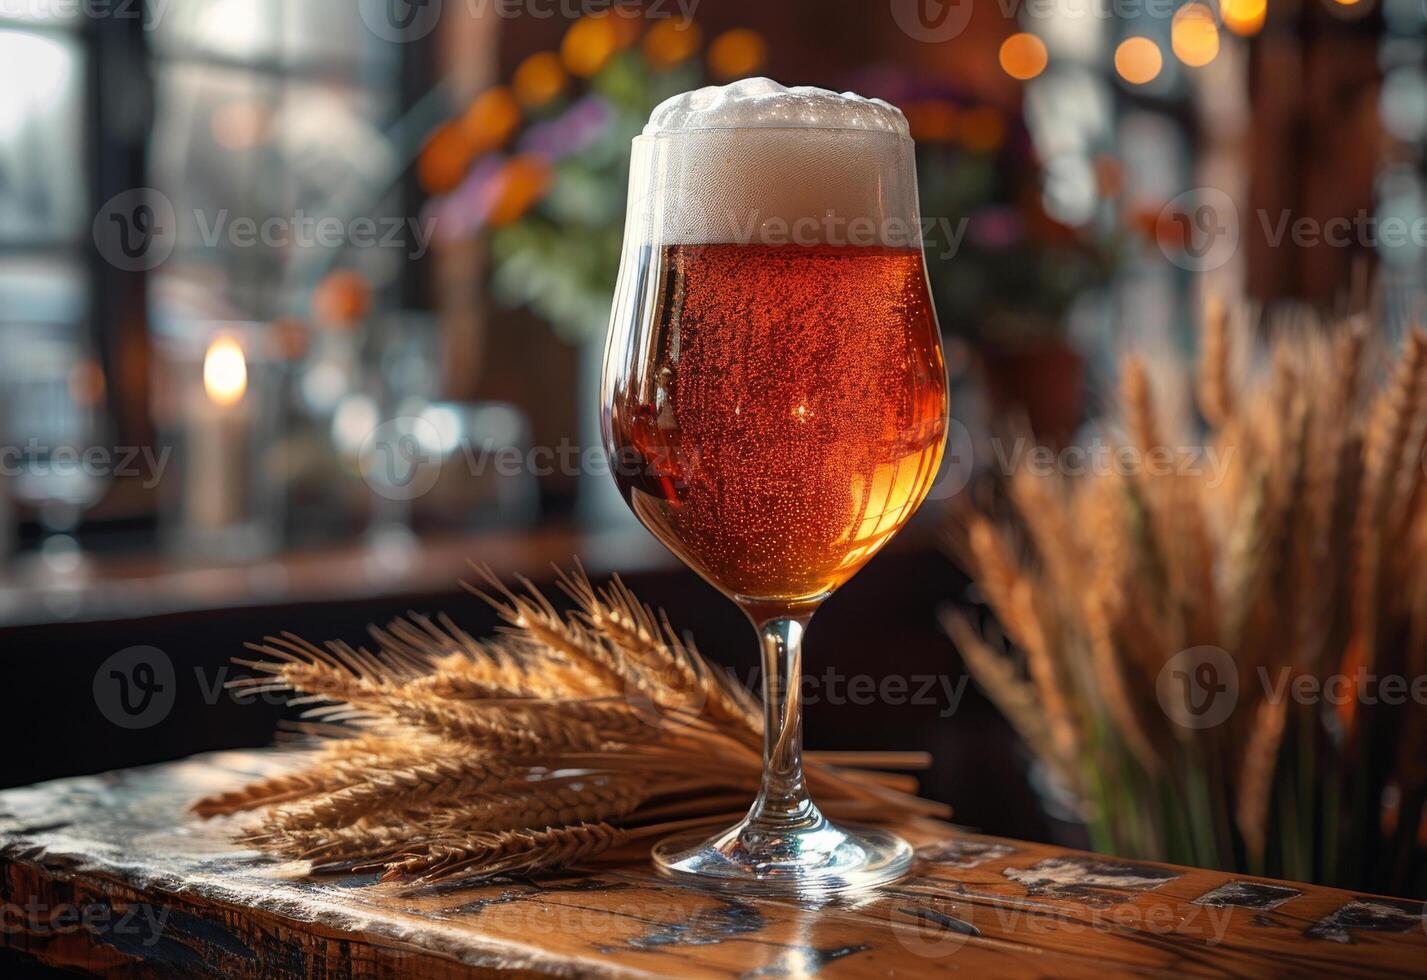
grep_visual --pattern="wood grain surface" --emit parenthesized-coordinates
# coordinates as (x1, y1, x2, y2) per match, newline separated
(1, 751, 1424, 977)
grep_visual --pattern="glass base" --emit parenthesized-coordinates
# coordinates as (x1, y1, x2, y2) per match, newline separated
(651, 807, 913, 898)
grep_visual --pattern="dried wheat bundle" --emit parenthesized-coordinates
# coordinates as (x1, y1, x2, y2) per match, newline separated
(194, 566, 944, 886)
(951, 302, 1427, 896)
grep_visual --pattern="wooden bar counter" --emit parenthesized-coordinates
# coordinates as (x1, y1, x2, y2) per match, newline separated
(1, 751, 1424, 977)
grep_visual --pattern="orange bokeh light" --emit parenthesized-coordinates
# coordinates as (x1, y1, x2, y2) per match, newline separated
(1172, 4, 1220, 67)
(999, 32, 1048, 81)
(1221, 0, 1267, 36)
(1115, 37, 1163, 85)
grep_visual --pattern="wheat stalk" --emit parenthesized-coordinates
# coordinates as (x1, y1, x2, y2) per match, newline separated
(950, 303, 1427, 895)
(194, 569, 945, 885)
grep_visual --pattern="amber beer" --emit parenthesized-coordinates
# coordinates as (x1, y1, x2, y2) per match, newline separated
(608, 241, 947, 610)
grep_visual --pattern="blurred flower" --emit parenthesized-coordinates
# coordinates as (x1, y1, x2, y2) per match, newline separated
(969, 207, 1024, 249)
(643, 18, 702, 70)
(562, 15, 620, 78)
(519, 96, 613, 158)
(707, 29, 767, 81)
(427, 155, 506, 242)
(418, 122, 475, 194)
(489, 154, 554, 226)
(460, 86, 521, 153)
(313, 271, 372, 327)
(513, 52, 567, 107)
(958, 106, 1005, 152)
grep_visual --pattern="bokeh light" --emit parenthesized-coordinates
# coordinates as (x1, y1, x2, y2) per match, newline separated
(1115, 37, 1163, 85)
(1172, 4, 1221, 68)
(707, 29, 768, 81)
(999, 32, 1049, 82)
(1221, 0, 1267, 36)
(203, 337, 248, 408)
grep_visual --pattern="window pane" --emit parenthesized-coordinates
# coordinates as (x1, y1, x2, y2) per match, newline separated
(0, 30, 84, 243)
(154, 0, 282, 64)
(0, 258, 86, 328)
(155, 0, 393, 71)
(149, 60, 399, 320)
(283, 0, 396, 72)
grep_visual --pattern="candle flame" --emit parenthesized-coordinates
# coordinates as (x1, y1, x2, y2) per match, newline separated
(203, 336, 248, 407)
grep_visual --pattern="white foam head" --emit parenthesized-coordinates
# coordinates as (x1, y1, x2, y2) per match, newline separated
(643, 77, 909, 137)
(626, 78, 919, 247)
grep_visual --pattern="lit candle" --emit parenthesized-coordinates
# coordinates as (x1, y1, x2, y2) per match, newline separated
(185, 336, 251, 534)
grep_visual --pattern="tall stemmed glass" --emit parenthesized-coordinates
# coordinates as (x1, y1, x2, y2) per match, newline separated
(601, 80, 948, 895)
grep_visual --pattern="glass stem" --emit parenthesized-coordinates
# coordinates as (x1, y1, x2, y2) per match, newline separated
(748, 615, 819, 829)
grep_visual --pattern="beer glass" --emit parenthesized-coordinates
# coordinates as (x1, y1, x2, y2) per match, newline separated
(601, 79, 948, 895)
